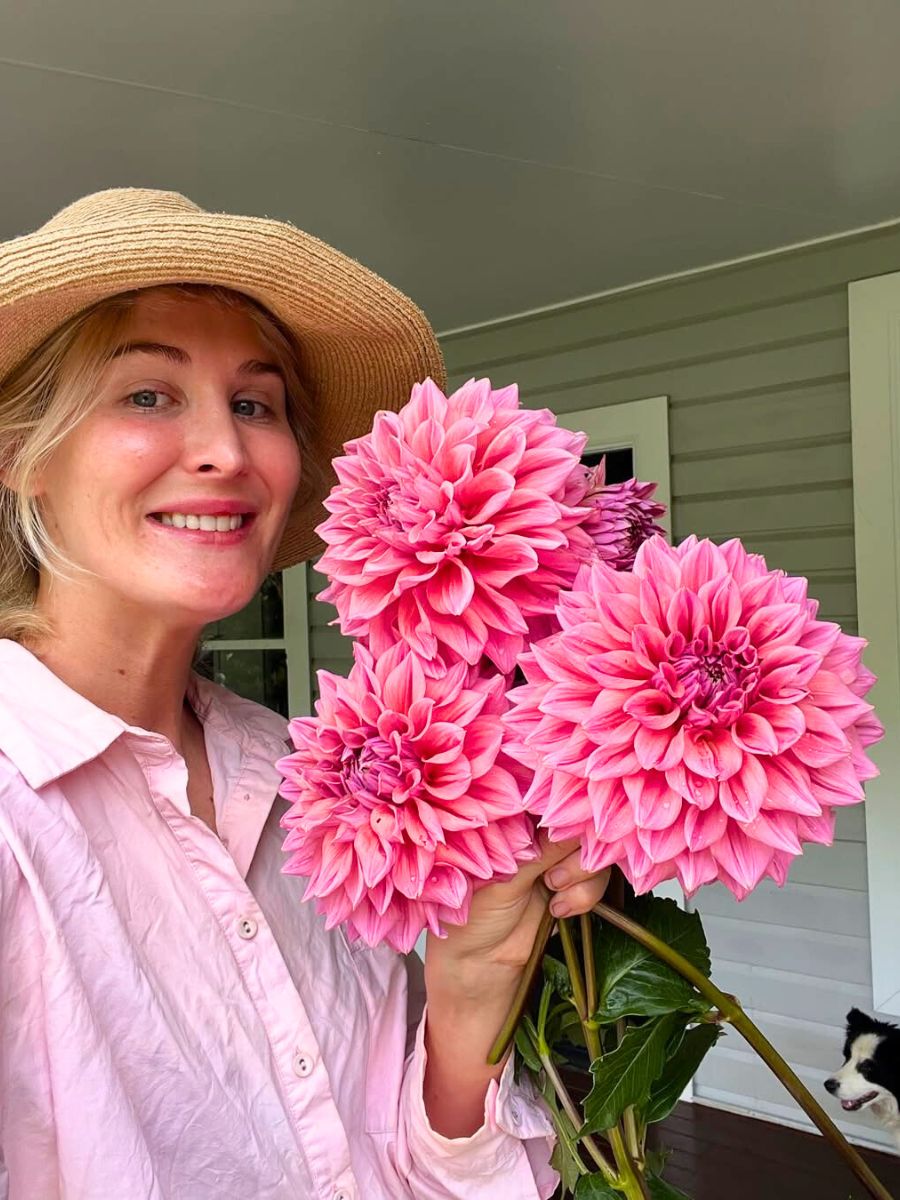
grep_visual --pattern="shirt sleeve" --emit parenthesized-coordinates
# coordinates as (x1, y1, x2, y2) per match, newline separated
(395, 1004, 558, 1200)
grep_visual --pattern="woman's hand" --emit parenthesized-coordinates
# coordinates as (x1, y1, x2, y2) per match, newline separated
(429, 833, 609, 979)
(420, 836, 609, 1138)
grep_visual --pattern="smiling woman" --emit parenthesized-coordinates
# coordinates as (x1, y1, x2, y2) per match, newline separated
(0, 283, 316, 640)
(0, 188, 605, 1200)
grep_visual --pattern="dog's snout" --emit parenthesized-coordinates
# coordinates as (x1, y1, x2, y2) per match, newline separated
(824, 1077, 839, 1094)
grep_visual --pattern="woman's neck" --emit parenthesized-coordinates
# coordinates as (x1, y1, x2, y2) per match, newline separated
(29, 583, 204, 752)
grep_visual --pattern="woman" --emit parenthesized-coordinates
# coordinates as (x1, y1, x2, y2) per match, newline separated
(0, 189, 608, 1200)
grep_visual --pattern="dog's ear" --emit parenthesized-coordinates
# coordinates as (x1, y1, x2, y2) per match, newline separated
(847, 1008, 876, 1037)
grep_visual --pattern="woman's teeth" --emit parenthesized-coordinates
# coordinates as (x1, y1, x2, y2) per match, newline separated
(157, 513, 244, 531)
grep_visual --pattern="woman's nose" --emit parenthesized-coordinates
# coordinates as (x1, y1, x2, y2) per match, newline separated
(183, 403, 248, 476)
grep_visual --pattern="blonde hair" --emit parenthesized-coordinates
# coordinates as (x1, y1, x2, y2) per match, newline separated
(0, 284, 317, 642)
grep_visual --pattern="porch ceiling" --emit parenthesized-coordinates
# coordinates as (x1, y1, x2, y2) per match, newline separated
(2, 0, 900, 329)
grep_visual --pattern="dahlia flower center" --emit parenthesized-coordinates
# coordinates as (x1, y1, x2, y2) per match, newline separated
(374, 484, 403, 530)
(342, 737, 418, 803)
(654, 625, 760, 727)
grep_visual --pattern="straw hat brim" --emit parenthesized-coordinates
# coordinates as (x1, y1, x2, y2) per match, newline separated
(0, 203, 445, 569)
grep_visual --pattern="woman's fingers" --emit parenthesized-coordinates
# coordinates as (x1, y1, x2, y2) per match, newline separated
(547, 868, 610, 918)
(542, 843, 593, 891)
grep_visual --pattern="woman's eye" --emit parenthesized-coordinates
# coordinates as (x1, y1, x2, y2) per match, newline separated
(128, 389, 167, 409)
(233, 397, 270, 418)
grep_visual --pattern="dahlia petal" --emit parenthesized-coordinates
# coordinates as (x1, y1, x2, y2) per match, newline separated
(637, 820, 687, 863)
(676, 849, 719, 895)
(733, 712, 779, 756)
(710, 827, 773, 894)
(624, 688, 681, 729)
(741, 812, 803, 855)
(634, 723, 681, 770)
(792, 705, 851, 768)
(667, 762, 718, 809)
(426, 559, 476, 616)
(759, 757, 822, 816)
(718, 755, 767, 823)
(683, 804, 728, 851)
(623, 774, 683, 829)
(588, 778, 636, 841)
(796, 810, 836, 845)
(808, 757, 865, 807)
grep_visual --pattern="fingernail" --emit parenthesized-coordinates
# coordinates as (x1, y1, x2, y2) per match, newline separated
(547, 868, 568, 889)
(550, 898, 570, 918)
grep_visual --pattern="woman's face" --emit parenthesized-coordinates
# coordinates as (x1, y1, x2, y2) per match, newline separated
(35, 292, 303, 628)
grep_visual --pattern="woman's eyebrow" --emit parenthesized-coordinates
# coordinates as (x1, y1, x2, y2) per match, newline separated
(109, 344, 283, 381)
(111, 341, 189, 364)
(237, 359, 284, 381)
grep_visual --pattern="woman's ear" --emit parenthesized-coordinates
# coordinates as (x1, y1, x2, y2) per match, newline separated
(0, 461, 44, 498)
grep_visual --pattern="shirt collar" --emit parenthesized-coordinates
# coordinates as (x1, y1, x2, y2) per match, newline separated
(0, 639, 130, 789)
(0, 638, 289, 790)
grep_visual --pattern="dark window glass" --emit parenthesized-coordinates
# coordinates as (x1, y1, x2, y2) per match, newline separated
(581, 446, 634, 483)
(204, 573, 284, 641)
(195, 647, 289, 717)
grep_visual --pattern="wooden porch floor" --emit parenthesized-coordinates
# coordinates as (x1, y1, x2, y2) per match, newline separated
(644, 1102, 900, 1199)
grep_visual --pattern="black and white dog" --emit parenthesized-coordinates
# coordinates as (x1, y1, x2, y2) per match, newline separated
(825, 1008, 900, 1148)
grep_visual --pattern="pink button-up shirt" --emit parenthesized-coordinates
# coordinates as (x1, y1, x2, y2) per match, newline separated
(0, 639, 557, 1199)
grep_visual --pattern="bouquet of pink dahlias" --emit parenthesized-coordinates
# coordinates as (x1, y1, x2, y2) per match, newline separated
(277, 377, 890, 1200)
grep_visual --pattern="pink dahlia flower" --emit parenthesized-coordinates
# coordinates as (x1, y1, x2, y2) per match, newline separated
(503, 535, 883, 900)
(579, 457, 667, 571)
(315, 377, 591, 674)
(277, 641, 537, 953)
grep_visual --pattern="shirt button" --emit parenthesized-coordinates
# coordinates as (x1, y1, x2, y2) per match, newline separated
(293, 1051, 314, 1078)
(236, 915, 258, 940)
(333, 1190, 353, 1200)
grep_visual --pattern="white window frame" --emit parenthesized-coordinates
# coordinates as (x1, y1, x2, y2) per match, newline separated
(555, 394, 672, 542)
(849, 273, 900, 1017)
(200, 562, 313, 718)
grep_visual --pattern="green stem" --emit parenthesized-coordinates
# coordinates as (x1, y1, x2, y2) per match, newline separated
(581, 912, 598, 1026)
(487, 889, 555, 1066)
(559, 918, 589, 1023)
(594, 901, 894, 1200)
(560, 918, 650, 1200)
(538, 1049, 619, 1185)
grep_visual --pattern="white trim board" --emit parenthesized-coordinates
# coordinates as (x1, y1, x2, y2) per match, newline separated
(555, 394, 672, 544)
(849, 272, 900, 1017)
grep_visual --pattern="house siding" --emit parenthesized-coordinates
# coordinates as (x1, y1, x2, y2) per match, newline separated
(307, 222, 900, 1148)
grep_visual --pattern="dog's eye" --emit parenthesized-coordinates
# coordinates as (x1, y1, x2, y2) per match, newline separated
(858, 1060, 874, 1081)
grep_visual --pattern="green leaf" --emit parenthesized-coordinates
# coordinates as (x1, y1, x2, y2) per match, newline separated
(643, 1023, 722, 1125)
(648, 1173, 693, 1199)
(551, 1138, 585, 1197)
(543, 953, 574, 1001)
(581, 1013, 684, 1134)
(594, 897, 712, 1023)
(574, 1175, 622, 1198)
(514, 1023, 541, 1073)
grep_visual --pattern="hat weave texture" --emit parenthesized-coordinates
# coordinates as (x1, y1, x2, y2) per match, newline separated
(0, 188, 446, 568)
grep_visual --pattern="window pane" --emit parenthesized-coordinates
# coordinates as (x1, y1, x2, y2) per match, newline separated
(204, 573, 284, 641)
(581, 446, 634, 483)
(195, 647, 288, 717)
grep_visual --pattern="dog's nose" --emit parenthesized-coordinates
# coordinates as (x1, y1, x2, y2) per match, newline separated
(824, 1078, 839, 1094)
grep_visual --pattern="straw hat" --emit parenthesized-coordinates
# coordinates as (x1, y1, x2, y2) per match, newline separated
(0, 187, 445, 569)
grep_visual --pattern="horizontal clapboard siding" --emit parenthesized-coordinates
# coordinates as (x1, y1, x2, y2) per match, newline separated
(436, 221, 900, 1148)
